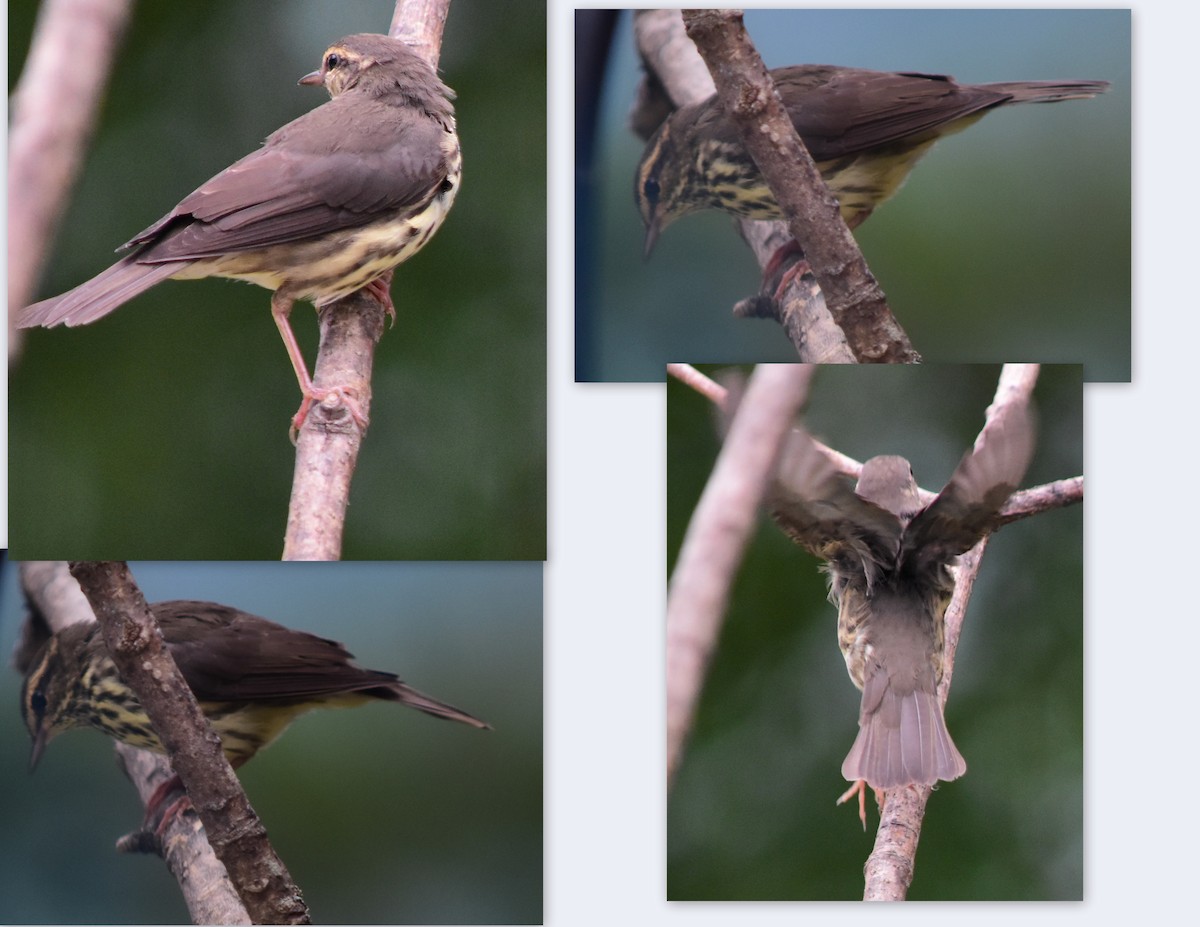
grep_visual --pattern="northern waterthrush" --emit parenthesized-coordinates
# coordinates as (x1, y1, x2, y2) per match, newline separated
(21, 600, 489, 783)
(636, 65, 1109, 256)
(17, 34, 461, 432)
(763, 399, 1034, 819)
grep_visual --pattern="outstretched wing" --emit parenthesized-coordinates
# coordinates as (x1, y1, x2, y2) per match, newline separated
(904, 400, 1036, 566)
(767, 424, 903, 588)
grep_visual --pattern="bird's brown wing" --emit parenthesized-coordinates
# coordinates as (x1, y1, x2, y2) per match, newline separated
(684, 66, 1009, 163)
(153, 600, 399, 702)
(127, 93, 453, 262)
(767, 425, 903, 586)
(712, 375, 899, 580)
(904, 400, 1037, 565)
(769, 66, 1015, 161)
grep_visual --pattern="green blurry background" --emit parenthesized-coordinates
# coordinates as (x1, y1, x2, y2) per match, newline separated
(579, 10, 1130, 381)
(0, 559, 542, 923)
(667, 365, 1083, 900)
(9, 0, 546, 559)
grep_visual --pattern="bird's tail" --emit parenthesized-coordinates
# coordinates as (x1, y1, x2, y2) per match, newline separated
(17, 259, 184, 329)
(841, 685, 965, 790)
(983, 79, 1111, 104)
(383, 681, 492, 730)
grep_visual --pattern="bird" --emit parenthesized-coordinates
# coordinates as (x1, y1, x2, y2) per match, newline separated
(16, 33, 462, 434)
(762, 398, 1035, 823)
(21, 600, 489, 828)
(635, 64, 1109, 260)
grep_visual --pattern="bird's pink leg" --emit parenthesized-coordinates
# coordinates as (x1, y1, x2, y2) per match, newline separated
(837, 779, 885, 831)
(764, 209, 872, 303)
(142, 774, 191, 837)
(363, 270, 396, 327)
(270, 292, 367, 438)
(762, 239, 811, 303)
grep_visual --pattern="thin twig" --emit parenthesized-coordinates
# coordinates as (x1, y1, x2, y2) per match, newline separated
(285, 289, 384, 560)
(669, 361, 863, 478)
(390, 0, 449, 65)
(999, 476, 1083, 523)
(7, 0, 131, 356)
(666, 363, 727, 405)
(667, 364, 816, 784)
(69, 561, 309, 924)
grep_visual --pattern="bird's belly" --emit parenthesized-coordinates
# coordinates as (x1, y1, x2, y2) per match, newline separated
(178, 180, 460, 305)
(694, 136, 943, 226)
(201, 701, 313, 764)
(816, 139, 940, 220)
(201, 693, 374, 764)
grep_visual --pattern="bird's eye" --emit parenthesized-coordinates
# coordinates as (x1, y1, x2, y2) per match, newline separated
(325, 53, 343, 70)
(643, 176, 660, 206)
(30, 689, 47, 719)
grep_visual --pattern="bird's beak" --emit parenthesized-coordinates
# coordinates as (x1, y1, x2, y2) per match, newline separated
(298, 69, 324, 87)
(643, 221, 661, 259)
(29, 728, 48, 771)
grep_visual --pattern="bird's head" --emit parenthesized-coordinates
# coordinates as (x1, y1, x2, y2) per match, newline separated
(635, 118, 693, 258)
(855, 455, 924, 521)
(20, 625, 91, 770)
(299, 34, 455, 112)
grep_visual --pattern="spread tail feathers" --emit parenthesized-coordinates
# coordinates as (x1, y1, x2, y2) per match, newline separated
(841, 686, 965, 790)
(17, 260, 185, 329)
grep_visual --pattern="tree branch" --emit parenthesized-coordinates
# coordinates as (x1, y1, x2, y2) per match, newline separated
(18, 561, 249, 926)
(667, 364, 816, 784)
(68, 561, 310, 924)
(390, 0, 449, 65)
(7, 0, 131, 359)
(681, 9, 917, 362)
(285, 289, 385, 560)
(283, 0, 453, 559)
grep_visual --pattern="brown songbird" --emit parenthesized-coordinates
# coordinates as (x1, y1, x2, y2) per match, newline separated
(765, 399, 1035, 818)
(636, 64, 1109, 256)
(21, 600, 489, 778)
(17, 34, 461, 433)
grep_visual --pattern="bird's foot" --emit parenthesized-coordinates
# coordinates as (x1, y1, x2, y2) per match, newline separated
(761, 239, 812, 303)
(836, 779, 885, 831)
(142, 774, 195, 838)
(363, 271, 396, 328)
(273, 291, 369, 441)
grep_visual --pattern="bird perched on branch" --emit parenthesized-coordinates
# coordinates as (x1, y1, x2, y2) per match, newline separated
(21, 600, 489, 829)
(636, 64, 1109, 265)
(761, 398, 1035, 824)
(17, 33, 461, 435)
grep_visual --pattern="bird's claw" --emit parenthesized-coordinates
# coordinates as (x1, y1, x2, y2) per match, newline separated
(837, 779, 885, 831)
